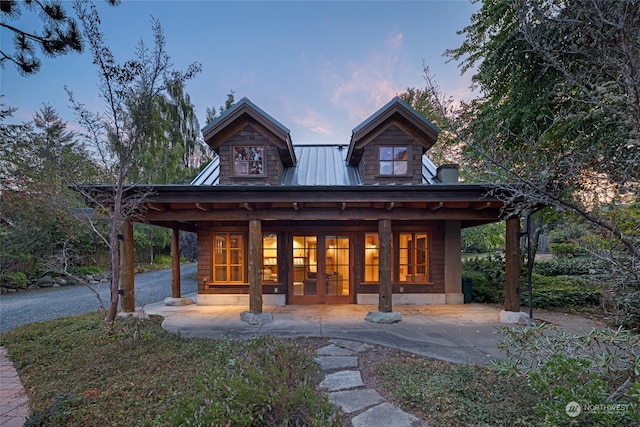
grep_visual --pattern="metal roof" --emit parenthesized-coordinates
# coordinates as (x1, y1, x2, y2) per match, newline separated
(190, 146, 441, 186)
(422, 155, 441, 184)
(280, 145, 361, 186)
(190, 155, 219, 185)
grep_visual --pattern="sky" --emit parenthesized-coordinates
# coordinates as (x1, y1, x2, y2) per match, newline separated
(2, 0, 480, 146)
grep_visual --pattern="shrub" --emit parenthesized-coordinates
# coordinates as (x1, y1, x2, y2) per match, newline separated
(67, 265, 105, 277)
(492, 325, 640, 426)
(8, 272, 29, 288)
(523, 274, 603, 308)
(534, 256, 610, 277)
(152, 254, 172, 266)
(167, 335, 342, 426)
(548, 242, 582, 257)
(462, 254, 505, 304)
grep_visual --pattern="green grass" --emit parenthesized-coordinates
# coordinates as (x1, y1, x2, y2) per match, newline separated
(3, 311, 603, 427)
(0, 313, 341, 426)
(370, 355, 540, 426)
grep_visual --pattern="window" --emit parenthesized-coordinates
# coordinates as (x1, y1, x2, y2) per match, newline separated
(262, 233, 278, 282)
(364, 233, 379, 282)
(379, 146, 408, 175)
(398, 232, 428, 282)
(213, 233, 244, 283)
(234, 146, 264, 175)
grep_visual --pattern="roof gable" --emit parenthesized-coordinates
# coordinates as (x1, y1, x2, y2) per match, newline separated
(201, 97, 296, 166)
(346, 97, 440, 166)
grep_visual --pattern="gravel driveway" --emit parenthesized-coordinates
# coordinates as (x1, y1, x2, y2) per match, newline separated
(0, 263, 197, 334)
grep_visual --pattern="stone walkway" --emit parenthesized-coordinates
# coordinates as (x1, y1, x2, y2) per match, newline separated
(0, 347, 29, 427)
(316, 339, 423, 427)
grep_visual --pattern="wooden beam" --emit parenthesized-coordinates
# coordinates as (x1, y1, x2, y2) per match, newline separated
(473, 201, 492, 210)
(171, 228, 181, 298)
(147, 203, 167, 211)
(248, 219, 263, 314)
(504, 217, 521, 312)
(120, 220, 135, 312)
(142, 206, 504, 222)
(378, 219, 392, 313)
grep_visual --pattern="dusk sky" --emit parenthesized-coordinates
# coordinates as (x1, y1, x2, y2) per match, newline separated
(3, 0, 480, 146)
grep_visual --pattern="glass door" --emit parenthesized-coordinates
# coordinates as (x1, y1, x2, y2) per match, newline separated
(290, 234, 351, 304)
(324, 235, 350, 304)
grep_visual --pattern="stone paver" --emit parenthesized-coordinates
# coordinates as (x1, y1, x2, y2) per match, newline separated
(351, 402, 422, 427)
(329, 388, 385, 413)
(318, 370, 364, 391)
(316, 344, 356, 356)
(314, 355, 359, 370)
(315, 339, 425, 425)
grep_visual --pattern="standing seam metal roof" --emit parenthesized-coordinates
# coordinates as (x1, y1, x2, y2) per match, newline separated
(190, 146, 440, 186)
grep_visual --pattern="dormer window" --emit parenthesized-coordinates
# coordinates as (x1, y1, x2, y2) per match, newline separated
(379, 145, 408, 175)
(234, 146, 264, 175)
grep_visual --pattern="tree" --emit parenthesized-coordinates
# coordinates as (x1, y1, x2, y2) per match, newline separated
(0, 0, 119, 75)
(205, 90, 235, 124)
(422, 0, 639, 325)
(0, 104, 102, 277)
(399, 86, 462, 167)
(68, 1, 201, 323)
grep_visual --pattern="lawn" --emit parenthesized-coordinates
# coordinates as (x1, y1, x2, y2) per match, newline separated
(4, 310, 630, 426)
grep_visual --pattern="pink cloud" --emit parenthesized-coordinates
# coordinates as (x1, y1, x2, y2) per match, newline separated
(325, 32, 408, 121)
(293, 108, 334, 136)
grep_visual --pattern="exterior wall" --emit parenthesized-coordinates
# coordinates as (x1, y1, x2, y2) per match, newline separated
(359, 124, 424, 185)
(444, 221, 464, 304)
(195, 220, 459, 305)
(216, 124, 284, 185)
(196, 223, 212, 293)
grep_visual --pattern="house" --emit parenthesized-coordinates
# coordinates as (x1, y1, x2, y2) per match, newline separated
(95, 97, 523, 318)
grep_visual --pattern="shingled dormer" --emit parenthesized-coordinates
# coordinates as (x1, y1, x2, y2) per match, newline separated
(201, 98, 296, 185)
(346, 97, 440, 185)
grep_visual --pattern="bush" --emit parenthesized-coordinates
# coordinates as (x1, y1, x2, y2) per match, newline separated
(67, 265, 105, 277)
(462, 254, 505, 304)
(492, 325, 640, 426)
(152, 254, 172, 266)
(534, 256, 610, 277)
(167, 335, 342, 426)
(6, 272, 29, 289)
(523, 274, 603, 308)
(548, 242, 583, 257)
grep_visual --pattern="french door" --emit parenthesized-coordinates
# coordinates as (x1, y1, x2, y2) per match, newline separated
(290, 234, 351, 304)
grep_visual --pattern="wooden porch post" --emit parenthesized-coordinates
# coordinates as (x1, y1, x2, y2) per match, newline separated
(171, 228, 181, 298)
(120, 220, 135, 312)
(378, 219, 392, 313)
(249, 219, 263, 314)
(504, 217, 521, 312)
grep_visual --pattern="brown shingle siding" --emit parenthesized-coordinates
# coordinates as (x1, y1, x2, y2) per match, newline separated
(360, 125, 424, 185)
(216, 125, 284, 185)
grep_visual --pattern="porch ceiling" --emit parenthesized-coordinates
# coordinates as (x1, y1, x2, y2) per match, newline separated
(77, 183, 510, 230)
